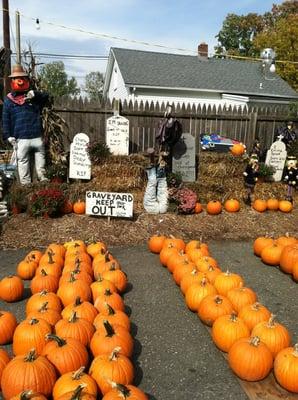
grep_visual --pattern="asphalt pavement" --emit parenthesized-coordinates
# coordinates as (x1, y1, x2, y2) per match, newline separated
(0, 241, 297, 400)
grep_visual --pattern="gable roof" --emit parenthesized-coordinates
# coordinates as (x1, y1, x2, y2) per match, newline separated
(109, 47, 298, 99)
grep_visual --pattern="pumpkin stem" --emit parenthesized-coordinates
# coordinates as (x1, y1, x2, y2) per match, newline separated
(293, 344, 298, 357)
(110, 382, 131, 397)
(104, 289, 112, 296)
(72, 366, 86, 380)
(38, 301, 49, 312)
(68, 311, 78, 323)
(230, 313, 238, 322)
(250, 336, 261, 347)
(251, 302, 261, 311)
(74, 297, 82, 306)
(24, 349, 37, 362)
(74, 258, 81, 269)
(109, 262, 118, 271)
(29, 318, 39, 325)
(47, 250, 55, 264)
(19, 390, 33, 400)
(200, 277, 208, 286)
(109, 347, 121, 361)
(70, 384, 87, 400)
(69, 272, 78, 283)
(214, 296, 223, 304)
(103, 320, 115, 337)
(268, 314, 277, 327)
(40, 289, 48, 296)
(46, 333, 67, 347)
(105, 303, 116, 315)
(40, 269, 48, 277)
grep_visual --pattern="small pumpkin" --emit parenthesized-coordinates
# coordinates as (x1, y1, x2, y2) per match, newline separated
(0, 348, 10, 390)
(230, 143, 245, 156)
(266, 198, 279, 211)
(61, 297, 98, 324)
(224, 199, 240, 213)
(17, 260, 38, 280)
(213, 270, 244, 296)
(55, 311, 95, 347)
(90, 277, 118, 302)
(93, 304, 130, 332)
(253, 236, 275, 257)
(26, 290, 62, 314)
(148, 234, 166, 254)
(94, 289, 125, 313)
(228, 336, 273, 381)
(57, 275, 92, 307)
(279, 243, 298, 274)
(198, 294, 234, 326)
(86, 241, 107, 259)
(194, 202, 203, 213)
(238, 302, 271, 331)
(226, 286, 257, 313)
(260, 243, 283, 266)
(279, 200, 293, 213)
(274, 343, 298, 393)
(0, 275, 24, 302)
(0, 310, 18, 344)
(206, 200, 222, 215)
(252, 199, 267, 212)
(102, 382, 148, 399)
(30, 269, 59, 294)
(185, 278, 217, 312)
(73, 200, 86, 215)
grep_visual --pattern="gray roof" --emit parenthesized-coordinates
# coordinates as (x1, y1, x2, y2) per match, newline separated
(111, 47, 298, 99)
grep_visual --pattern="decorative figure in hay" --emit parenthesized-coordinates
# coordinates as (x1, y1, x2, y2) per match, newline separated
(283, 155, 297, 203)
(143, 105, 182, 214)
(2, 64, 50, 185)
(243, 154, 259, 205)
(274, 121, 297, 152)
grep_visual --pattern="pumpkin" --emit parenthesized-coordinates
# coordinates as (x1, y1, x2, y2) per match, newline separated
(185, 240, 209, 258)
(148, 234, 166, 253)
(26, 302, 62, 327)
(206, 200, 222, 215)
(61, 297, 98, 324)
(198, 294, 234, 326)
(102, 383, 148, 399)
(25, 250, 43, 264)
(195, 256, 218, 272)
(213, 270, 244, 296)
(0, 348, 10, 390)
(194, 202, 203, 213)
(89, 348, 134, 395)
(17, 260, 38, 280)
(251, 314, 291, 358)
(159, 244, 179, 267)
(94, 289, 125, 313)
(0, 275, 24, 302)
(212, 313, 250, 352)
(204, 266, 222, 284)
(0, 310, 18, 344)
(55, 384, 96, 400)
(64, 259, 93, 277)
(55, 311, 95, 347)
(172, 260, 196, 286)
(30, 269, 59, 294)
(57, 275, 92, 307)
(12, 318, 52, 356)
(162, 236, 186, 252)
(101, 268, 128, 293)
(252, 199, 267, 212)
(279, 243, 298, 274)
(86, 241, 107, 259)
(224, 199, 240, 213)
(274, 343, 298, 393)
(166, 250, 189, 274)
(180, 269, 206, 295)
(26, 290, 62, 314)
(266, 198, 280, 211)
(228, 336, 273, 381)
(59, 269, 93, 287)
(276, 234, 297, 248)
(9, 391, 48, 400)
(65, 251, 92, 267)
(226, 286, 257, 313)
(279, 200, 293, 213)
(93, 259, 121, 280)
(90, 277, 118, 302)
(73, 200, 86, 214)
(238, 302, 271, 331)
(1, 349, 57, 399)
(61, 199, 73, 214)
(185, 278, 217, 312)
(39, 248, 64, 269)
(93, 304, 130, 331)
(90, 320, 134, 358)
(230, 143, 245, 156)
(42, 334, 89, 375)
(260, 243, 283, 266)
(253, 236, 275, 257)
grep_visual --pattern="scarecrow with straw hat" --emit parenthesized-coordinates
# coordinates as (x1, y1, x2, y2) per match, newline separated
(283, 155, 297, 203)
(243, 153, 259, 205)
(2, 64, 49, 185)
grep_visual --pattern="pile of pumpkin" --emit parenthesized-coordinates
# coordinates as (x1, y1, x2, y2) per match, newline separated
(0, 240, 148, 399)
(148, 234, 298, 393)
(253, 234, 298, 281)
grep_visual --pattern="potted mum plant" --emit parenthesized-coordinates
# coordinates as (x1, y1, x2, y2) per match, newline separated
(28, 187, 66, 218)
(258, 162, 276, 182)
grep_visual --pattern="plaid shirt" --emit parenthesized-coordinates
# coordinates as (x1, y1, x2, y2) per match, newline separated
(2, 91, 49, 141)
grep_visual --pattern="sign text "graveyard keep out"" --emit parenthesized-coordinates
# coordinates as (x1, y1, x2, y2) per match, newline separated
(85, 191, 134, 218)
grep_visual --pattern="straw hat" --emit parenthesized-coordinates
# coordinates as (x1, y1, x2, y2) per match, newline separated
(9, 64, 28, 78)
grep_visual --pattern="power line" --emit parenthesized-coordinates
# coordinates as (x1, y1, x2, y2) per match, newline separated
(12, 52, 109, 60)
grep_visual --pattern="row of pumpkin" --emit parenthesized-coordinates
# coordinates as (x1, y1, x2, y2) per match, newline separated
(194, 198, 294, 215)
(148, 234, 298, 393)
(253, 235, 298, 280)
(0, 240, 148, 399)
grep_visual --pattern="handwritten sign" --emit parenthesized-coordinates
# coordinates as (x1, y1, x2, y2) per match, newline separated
(106, 115, 129, 155)
(86, 191, 133, 218)
(69, 133, 91, 180)
(172, 133, 196, 182)
(265, 140, 287, 182)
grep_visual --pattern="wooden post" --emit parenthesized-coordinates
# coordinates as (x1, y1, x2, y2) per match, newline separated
(248, 109, 258, 142)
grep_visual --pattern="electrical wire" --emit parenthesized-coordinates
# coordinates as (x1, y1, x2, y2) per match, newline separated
(12, 52, 109, 60)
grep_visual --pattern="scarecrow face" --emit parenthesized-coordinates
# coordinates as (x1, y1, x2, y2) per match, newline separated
(10, 76, 30, 92)
(287, 158, 297, 168)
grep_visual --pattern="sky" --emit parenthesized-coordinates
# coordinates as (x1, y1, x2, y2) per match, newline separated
(1, 0, 284, 92)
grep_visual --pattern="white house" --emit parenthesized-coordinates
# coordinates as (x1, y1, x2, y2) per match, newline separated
(103, 43, 298, 109)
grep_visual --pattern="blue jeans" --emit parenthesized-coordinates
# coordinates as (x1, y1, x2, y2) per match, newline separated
(16, 137, 47, 184)
(143, 167, 168, 214)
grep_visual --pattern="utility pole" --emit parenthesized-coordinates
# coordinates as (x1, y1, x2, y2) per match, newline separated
(2, 0, 11, 95)
(15, 10, 21, 64)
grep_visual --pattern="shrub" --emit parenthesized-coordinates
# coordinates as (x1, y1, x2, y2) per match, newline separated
(28, 187, 66, 217)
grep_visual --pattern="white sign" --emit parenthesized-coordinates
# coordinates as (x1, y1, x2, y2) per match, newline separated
(69, 133, 91, 180)
(86, 191, 134, 218)
(106, 115, 129, 155)
(265, 139, 287, 182)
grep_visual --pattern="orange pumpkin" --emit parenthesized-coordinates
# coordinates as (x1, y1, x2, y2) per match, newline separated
(214, 270, 244, 296)
(238, 302, 271, 331)
(0, 348, 10, 390)
(0, 310, 18, 345)
(279, 244, 298, 274)
(279, 200, 293, 213)
(198, 294, 234, 326)
(206, 200, 222, 215)
(148, 234, 166, 254)
(266, 198, 279, 211)
(73, 200, 86, 215)
(226, 286, 257, 313)
(276, 235, 297, 248)
(253, 236, 275, 257)
(274, 343, 298, 393)
(230, 143, 245, 156)
(224, 199, 240, 213)
(194, 202, 203, 213)
(102, 383, 148, 400)
(185, 278, 217, 312)
(0, 275, 24, 302)
(260, 243, 283, 266)
(17, 260, 38, 280)
(252, 199, 267, 212)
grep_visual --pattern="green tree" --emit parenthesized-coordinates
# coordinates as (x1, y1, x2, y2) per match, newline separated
(38, 61, 80, 98)
(84, 71, 104, 101)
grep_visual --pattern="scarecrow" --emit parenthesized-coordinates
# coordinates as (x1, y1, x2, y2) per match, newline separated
(275, 121, 297, 151)
(143, 105, 182, 213)
(243, 154, 259, 205)
(283, 155, 297, 203)
(2, 64, 49, 185)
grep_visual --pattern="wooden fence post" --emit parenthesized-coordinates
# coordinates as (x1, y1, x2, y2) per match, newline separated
(248, 109, 258, 141)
